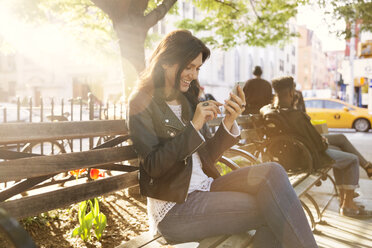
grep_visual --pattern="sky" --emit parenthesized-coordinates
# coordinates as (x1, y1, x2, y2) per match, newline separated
(297, 4, 346, 52)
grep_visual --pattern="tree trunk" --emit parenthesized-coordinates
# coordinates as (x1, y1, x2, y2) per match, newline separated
(113, 20, 148, 100)
(115, 21, 147, 73)
(91, 0, 178, 100)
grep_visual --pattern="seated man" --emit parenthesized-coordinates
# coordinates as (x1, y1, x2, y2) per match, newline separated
(291, 88, 372, 179)
(260, 76, 372, 217)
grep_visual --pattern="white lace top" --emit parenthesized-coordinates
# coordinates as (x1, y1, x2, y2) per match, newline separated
(147, 104, 239, 234)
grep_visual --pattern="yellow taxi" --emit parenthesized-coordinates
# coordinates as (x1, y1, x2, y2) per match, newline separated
(304, 98, 372, 132)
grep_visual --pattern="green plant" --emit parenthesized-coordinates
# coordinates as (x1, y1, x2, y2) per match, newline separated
(71, 168, 107, 241)
(71, 198, 107, 241)
(21, 212, 58, 227)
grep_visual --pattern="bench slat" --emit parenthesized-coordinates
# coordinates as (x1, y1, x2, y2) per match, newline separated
(0, 171, 138, 219)
(215, 233, 254, 248)
(197, 235, 230, 247)
(117, 232, 162, 248)
(0, 120, 127, 144)
(294, 173, 324, 197)
(0, 146, 137, 182)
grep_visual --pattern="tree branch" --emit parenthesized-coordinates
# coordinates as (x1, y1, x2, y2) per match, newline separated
(91, 0, 131, 21)
(129, 0, 149, 15)
(213, 0, 239, 11)
(144, 0, 177, 29)
(248, 0, 261, 20)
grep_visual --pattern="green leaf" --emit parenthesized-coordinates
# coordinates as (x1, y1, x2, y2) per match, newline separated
(71, 226, 82, 238)
(88, 200, 94, 215)
(94, 213, 107, 240)
(81, 211, 94, 241)
(78, 201, 88, 225)
(93, 198, 99, 218)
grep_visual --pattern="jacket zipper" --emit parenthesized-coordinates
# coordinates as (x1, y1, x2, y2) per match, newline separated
(183, 140, 203, 162)
(165, 121, 203, 202)
(183, 156, 191, 202)
(182, 138, 204, 202)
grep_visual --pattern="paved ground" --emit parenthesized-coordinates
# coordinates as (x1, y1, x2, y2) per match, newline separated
(309, 129, 372, 248)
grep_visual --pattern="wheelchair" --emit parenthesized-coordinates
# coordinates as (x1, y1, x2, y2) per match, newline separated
(239, 113, 313, 174)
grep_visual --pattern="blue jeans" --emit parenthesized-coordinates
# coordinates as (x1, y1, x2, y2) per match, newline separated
(326, 148, 359, 190)
(325, 134, 367, 166)
(158, 162, 318, 248)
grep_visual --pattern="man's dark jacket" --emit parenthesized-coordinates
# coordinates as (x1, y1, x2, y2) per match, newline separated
(128, 92, 238, 203)
(261, 104, 334, 170)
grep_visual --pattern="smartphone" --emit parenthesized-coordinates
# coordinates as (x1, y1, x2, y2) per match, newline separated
(224, 81, 245, 115)
(232, 81, 246, 96)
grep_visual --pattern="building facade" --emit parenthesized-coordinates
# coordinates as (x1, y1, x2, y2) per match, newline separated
(297, 25, 329, 92)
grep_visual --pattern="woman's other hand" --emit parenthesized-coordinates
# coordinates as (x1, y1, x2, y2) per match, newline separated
(223, 86, 246, 130)
(192, 100, 222, 130)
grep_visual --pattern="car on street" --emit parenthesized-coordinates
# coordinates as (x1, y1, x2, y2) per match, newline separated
(304, 98, 372, 132)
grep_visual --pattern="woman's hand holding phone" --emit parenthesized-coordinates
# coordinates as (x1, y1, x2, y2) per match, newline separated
(223, 85, 246, 131)
(192, 100, 222, 131)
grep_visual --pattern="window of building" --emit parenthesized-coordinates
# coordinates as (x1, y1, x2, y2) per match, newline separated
(286, 54, 289, 62)
(279, 59, 284, 72)
(182, 2, 186, 18)
(218, 54, 225, 81)
(248, 55, 253, 78)
(161, 20, 166, 34)
(260, 58, 264, 74)
(182, 2, 190, 18)
(291, 64, 295, 74)
(234, 50, 240, 81)
(292, 46, 295, 56)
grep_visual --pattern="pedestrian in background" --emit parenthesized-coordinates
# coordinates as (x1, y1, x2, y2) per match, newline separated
(242, 66, 273, 115)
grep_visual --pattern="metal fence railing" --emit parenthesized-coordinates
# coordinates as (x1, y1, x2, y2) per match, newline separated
(0, 93, 126, 155)
(0, 93, 126, 124)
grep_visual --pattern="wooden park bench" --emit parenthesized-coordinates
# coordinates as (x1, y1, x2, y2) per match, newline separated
(0, 119, 253, 247)
(0, 117, 336, 247)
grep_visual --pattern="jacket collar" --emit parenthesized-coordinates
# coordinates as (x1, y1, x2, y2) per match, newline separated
(153, 94, 187, 131)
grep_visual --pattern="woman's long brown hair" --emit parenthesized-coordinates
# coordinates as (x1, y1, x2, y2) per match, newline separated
(130, 30, 210, 117)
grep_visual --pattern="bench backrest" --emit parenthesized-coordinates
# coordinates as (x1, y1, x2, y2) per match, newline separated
(0, 120, 139, 219)
(0, 120, 127, 144)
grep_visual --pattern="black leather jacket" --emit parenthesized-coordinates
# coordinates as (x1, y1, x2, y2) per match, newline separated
(128, 92, 238, 203)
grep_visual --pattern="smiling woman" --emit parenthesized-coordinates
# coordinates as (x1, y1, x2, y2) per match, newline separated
(127, 30, 317, 247)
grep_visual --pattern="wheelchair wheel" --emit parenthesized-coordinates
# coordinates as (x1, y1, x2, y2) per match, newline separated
(215, 156, 241, 176)
(266, 135, 313, 173)
(21, 141, 66, 155)
(223, 147, 259, 167)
